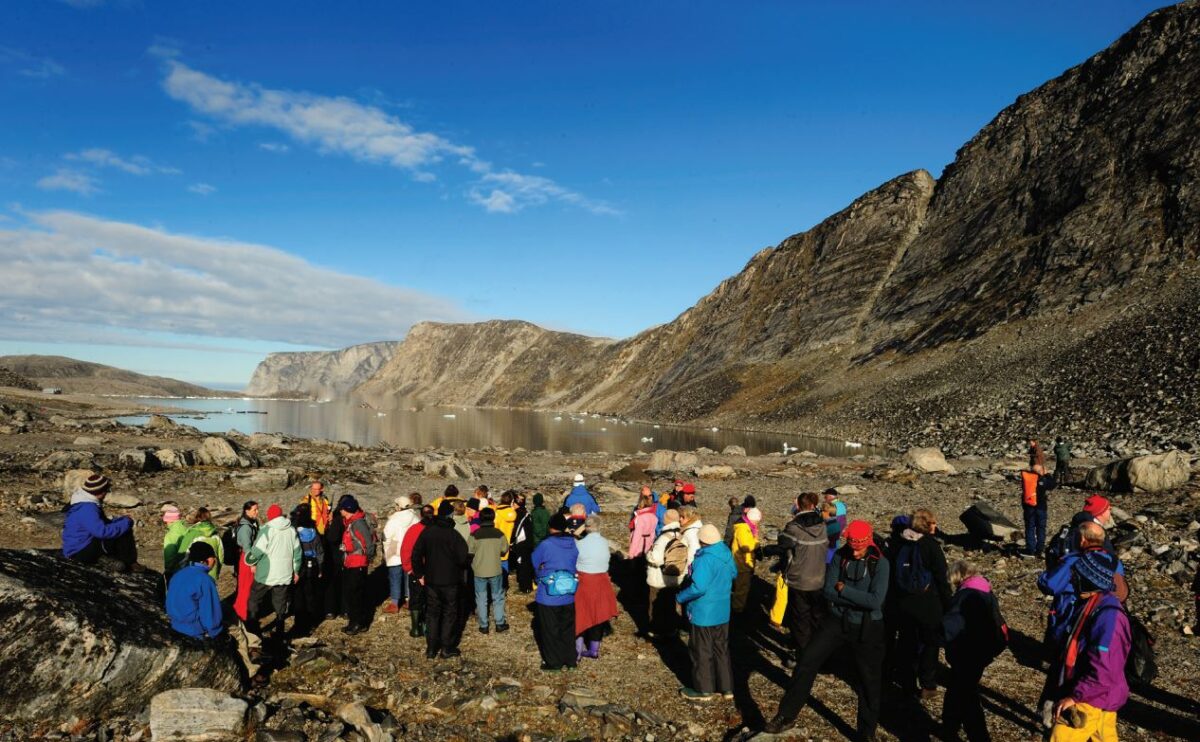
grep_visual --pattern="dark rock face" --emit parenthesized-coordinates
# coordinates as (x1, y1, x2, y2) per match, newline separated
(0, 549, 240, 724)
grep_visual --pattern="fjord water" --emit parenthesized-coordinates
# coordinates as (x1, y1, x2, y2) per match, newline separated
(119, 397, 882, 457)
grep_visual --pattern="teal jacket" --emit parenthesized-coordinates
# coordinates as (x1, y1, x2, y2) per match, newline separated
(245, 516, 301, 586)
(676, 542, 737, 627)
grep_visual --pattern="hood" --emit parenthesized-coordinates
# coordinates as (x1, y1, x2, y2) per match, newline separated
(960, 575, 992, 593)
(682, 519, 702, 532)
(264, 516, 292, 530)
(69, 490, 100, 507)
(189, 520, 217, 535)
(635, 505, 656, 516)
(660, 522, 681, 533)
(901, 528, 922, 542)
(795, 510, 823, 528)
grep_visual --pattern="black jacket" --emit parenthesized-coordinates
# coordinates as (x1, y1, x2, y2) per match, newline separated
(410, 517, 470, 586)
(889, 530, 952, 625)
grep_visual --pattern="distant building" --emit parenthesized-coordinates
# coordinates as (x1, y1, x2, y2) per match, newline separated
(42, 388, 62, 395)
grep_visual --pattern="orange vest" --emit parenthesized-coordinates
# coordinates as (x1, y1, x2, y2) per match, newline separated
(302, 494, 332, 534)
(1021, 471, 1040, 507)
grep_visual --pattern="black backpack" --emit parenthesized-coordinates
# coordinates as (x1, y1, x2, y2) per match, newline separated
(1044, 522, 1073, 570)
(1125, 612, 1158, 684)
(894, 540, 933, 594)
(221, 520, 256, 567)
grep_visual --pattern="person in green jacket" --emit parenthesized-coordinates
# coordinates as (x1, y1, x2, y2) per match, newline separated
(529, 493, 550, 546)
(178, 508, 224, 581)
(161, 505, 190, 578)
(1053, 438, 1073, 485)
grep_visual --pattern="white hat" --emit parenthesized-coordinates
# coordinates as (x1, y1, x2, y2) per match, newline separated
(573, 473, 585, 484)
(394, 494, 411, 509)
(745, 507, 763, 523)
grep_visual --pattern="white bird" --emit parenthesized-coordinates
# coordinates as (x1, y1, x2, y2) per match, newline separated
(845, 441, 863, 448)
(653, 424, 660, 429)
(376, 412, 387, 417)
(553, 416, 563, 421)
(782, 442, 798, 454)
(600, 427, 607, 431)
(640, 437, 654, 443)
(442, 413, 457, 419)
(711, 427, 719, 432)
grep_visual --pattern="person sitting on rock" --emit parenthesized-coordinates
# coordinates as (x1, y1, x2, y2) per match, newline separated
(178, 508, 223, 581)
(563, 474, 601, 516)
(161, 504, 188, 579)
(61, 473, 142, 573)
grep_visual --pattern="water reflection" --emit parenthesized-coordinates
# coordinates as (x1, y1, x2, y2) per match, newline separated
(117, 398, 883, 458)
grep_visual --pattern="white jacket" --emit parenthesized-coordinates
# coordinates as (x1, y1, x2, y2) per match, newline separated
(382, 508, 420, 567)
(646, 522, 683, 589)
(681, 519, 703, 567)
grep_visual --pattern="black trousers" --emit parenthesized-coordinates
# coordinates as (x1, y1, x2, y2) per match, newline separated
(943, 661, 990, 741)
(535, 602, 577, 669)
(774, 615, 885, 739)
(649, 586, 679, 637)
(425, 583, 460, 653)
(323, 556, 344, 617)
(292, 561, 324, 633)
(248, 582, 291, 635)
(512, 540, 535, 591)
(341, 566, 370, 629)
(408, 576, 426, 613)
(689, 622, 733, 694)
(897, 614, 941, 691)
(786, 587, 826, 654)
(71, 529, 138, 567)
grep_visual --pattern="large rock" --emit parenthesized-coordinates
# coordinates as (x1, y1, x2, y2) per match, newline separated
(419, 455, 477, 480)
(149, 688, 249, 742)
(144, 414, 180, 431)
(105, 493, 143, 509)
(119, 448, 162, 473)
(35, 450, 96, 472)
(721, 445, 747, 457)
(903, 447, 956, 474)
(155, 448, 195, 470)
(1085, 450, 1192, 493)
(337, 700, 392, 742)
(0, 549, 240, 723)
(194, 436, 259, 468)
(695, 464, 737, 480)
(230, 468, 294, 491)
(646, 450, 698, 473)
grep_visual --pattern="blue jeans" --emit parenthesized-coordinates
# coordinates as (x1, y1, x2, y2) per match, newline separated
(474, 574, 506, 628)
(1023, 505, 1047, 555)
(388, 565, 408, 605)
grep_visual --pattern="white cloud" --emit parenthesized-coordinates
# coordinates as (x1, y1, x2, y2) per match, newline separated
(0, 210, 471, 348)
(0, 46, 65, 79)
(160, 60, 619, 216)
(187, 183, 216, 195)
(36, 169, 100, 196)
(65, 148, 180, 176)
(258, 142, 289, 153)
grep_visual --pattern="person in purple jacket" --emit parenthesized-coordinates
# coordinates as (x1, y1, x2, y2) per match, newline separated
(531, 512, 580, 671)
(1050, 550, 1130, 742)
(61, 473, 142, 572)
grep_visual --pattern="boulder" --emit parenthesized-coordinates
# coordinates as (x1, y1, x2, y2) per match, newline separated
(695, 465, 737, 480)
(833, 484, 862, 496)
(62, 468, 95, 498)
(105, 493, 143, 509)
(194, 437, 259, 468)
(721, 445, 747, 457)
(591, 482, 638, 508)
(248, 432, 286, 448)
(144, 414, 180, 431)
(1085, 450, 1192, 493)
(35, 450, 96, 472)
(155, 448, 195, 470)
(149, 688, 249, 742)
(903, 447, 956, 474)
(419, 455, 478, 480)
(337, 701, 392, 742)
(959, 503, 1019, 541)
(73, 436, 105, 446)
(119, 448, 162, 473)
(231, 468, 294, 491)
(646, 450, 698, 473)
(0, 549, 240, 723)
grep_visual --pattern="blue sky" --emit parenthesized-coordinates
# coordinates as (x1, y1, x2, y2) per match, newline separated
(0, 0, 1171, 386)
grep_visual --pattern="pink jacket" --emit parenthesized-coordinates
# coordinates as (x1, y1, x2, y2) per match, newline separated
(628, 506, 659, 558)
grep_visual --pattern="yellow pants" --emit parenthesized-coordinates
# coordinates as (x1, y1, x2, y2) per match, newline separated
(732, 569, 752, 613)
(768, 573, 788, 626)
(1050, 703, 1118, 742)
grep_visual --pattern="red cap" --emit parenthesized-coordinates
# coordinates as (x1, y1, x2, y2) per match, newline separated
(267, 504, 283, 520)
(844, 519, 873, 545)
(1082, 495, 1110, 517)
(682, 483, 696, 495)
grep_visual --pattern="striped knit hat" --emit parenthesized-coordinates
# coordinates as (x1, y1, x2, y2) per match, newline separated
(82, 473, 111, 495)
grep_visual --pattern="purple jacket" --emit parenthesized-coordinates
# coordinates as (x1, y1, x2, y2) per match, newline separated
(1065, 592, 1130, 711)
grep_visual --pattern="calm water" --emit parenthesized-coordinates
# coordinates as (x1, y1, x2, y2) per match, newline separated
(117, 397, 882, 457)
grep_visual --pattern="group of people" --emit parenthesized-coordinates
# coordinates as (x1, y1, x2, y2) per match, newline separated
(59, 458, 1149, 741)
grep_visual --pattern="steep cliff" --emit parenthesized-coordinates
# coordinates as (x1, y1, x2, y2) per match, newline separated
(245, 341, 400, 398)
(346, 2, 1199, 452)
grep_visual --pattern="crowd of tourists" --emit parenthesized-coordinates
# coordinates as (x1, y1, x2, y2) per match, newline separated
(58, 441, 1172, 740)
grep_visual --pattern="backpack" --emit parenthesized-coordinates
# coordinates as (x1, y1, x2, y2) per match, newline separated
(894, 540, 933, 594)
(1125, 612, 1158, 684)
(1044, 523, 1073, 570)
(360, 512, 380, 563)
(221, 527, 240, 567)
(540, 569, 579, 596)
(662, 532, 689, 577)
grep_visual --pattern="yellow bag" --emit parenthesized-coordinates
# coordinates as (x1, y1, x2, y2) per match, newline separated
(769, 573, 788, 626)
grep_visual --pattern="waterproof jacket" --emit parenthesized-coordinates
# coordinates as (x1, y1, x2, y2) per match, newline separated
(162, 520, 190, 576)
(889, 529, 952, 625)
(493, 505, 517, 545)
(399, 520, 428, 575)
(410, 517, 469, 586)
(1038, 549, 1128, 644)
(825, 543, 890, 624)
(341, 510, 376, 568)
(1053, 442, 1072, 463)
(1020, 470, 1056, 509)
(234, 516, 259, 554)
(723, 509, 743, 546)
(778, 510, 828, 591)
(165, 563, 223, 639)
(576, 532, 611, 574)
(681, 519, 703, 567)
(246, 516, 301, 586)
(180, 521, 223, 581)
(826, 498, 848, 541)
(563, 484, 601, 516)
(452, 513, 471, 543)
(300, 493, 332, 535)
(532, 533, 579, 607)
(383, 507, 420, 567)
(941, 575, 1001, 668)
(731, 520, 759, 572)
(646, 523, 683, 589)
(628, 506, 658, 558)
(1062, 592, 1131, 711)
(324, 511, 346, 566)
(529, 503, 550, 546)
(62, 490, 132, 559)
(468, 525, 509, 579)
(676, 541, 737, 627)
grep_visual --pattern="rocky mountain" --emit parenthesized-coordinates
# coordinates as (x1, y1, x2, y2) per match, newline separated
(245, 341, 401, 398)
(0, 356, 217, 398)
(354, 1, 1199, 454)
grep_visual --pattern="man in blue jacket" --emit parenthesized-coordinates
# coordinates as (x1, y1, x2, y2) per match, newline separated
(676, 523, 737, 701)
(562, 474, 601, 516)
(61, 473, 141, 572)
(531, 512, 580, 671)
(166, 541, 224, 639)
(765, 520, 891, 739)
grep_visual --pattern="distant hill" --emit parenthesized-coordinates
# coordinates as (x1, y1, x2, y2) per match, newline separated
(244, 341, 400, 398)
(0, 356, 220, 398)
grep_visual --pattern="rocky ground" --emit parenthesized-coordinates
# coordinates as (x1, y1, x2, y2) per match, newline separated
(1, 389, 1198, 742)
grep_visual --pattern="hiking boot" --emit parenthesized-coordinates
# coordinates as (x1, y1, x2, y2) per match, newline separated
(382, 602, 399, 614)
(584, 640, 601, 659)
(409, 610, 423, 638)
(679, 687, 714, 702)
(540, 663, 562, 672)
(495, 623, 510, 633)
(341, 624, 365, 635)
(425, 648, 439, 660)
(575, 636, 586, 662)
(720, 692, 734, 701)
(763, 716, 795, 734)
(441, 647, 461, 658)
(479, 626, 490, 634)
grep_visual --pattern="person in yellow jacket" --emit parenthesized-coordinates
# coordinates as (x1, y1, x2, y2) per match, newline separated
(300, 481, 332, 535)
(731, 507, 763, 613)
